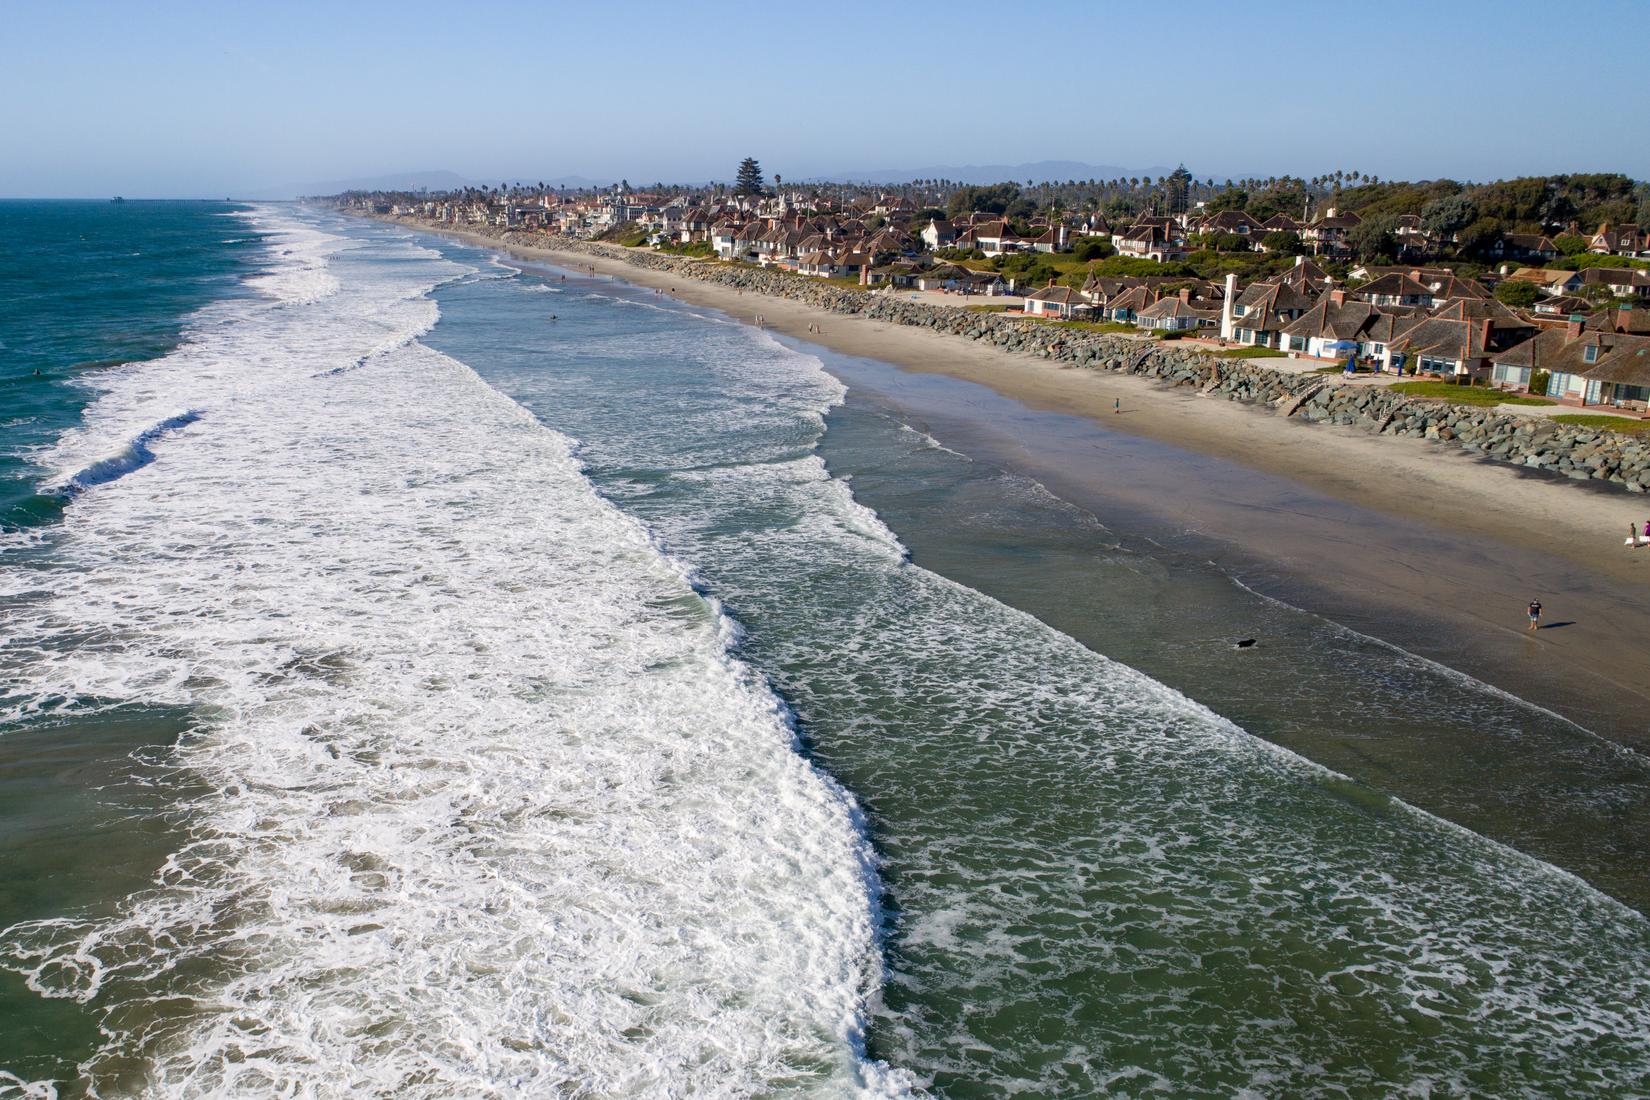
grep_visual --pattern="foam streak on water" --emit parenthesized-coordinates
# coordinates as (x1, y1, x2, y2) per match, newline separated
(0, 209, 900, 1097)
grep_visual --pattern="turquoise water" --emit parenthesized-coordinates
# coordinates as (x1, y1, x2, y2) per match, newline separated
(2, 206, 1649, 1096)
(0, 201, 260, 530)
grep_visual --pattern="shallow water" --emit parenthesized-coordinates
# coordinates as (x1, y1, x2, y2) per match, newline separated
(806, 357, 1650, 915)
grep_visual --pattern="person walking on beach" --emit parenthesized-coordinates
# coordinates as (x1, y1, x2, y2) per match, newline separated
(1527, 599, 1543, 631)
(1113, 397, 1121, 414)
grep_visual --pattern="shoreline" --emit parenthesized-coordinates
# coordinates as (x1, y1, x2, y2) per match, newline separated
(397, 218, 1650, 744)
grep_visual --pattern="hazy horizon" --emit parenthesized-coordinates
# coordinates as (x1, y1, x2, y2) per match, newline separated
(3, 0, 1646, 199)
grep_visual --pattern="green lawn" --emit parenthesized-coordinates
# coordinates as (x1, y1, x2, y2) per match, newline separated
(962, 306, 1137, 334)
(1549, 414, 1650, 434)
(1387, 381, 1555, 407)
(1217, 346, 1287, 359)
(723, 259, 863, 290)
(654, 241, 714, 258)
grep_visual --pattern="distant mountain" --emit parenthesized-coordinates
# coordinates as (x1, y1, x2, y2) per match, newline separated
(253, 170, 613, 200)
(810, 160, 1182, 185)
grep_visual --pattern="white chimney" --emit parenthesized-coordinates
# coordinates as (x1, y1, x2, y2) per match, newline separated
(1220, 273, 1238, 341)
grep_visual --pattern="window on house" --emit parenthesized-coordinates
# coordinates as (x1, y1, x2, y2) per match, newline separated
(1584, 345, 1599, 363)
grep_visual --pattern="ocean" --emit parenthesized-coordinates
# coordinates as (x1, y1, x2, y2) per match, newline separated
(2, 203, 1649, 1097)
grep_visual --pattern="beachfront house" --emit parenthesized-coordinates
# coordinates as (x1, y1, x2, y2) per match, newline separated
(1103, 284, 1156, 325)
(1493, 321, 1650, 407)
(912, 264, 1006, 295)
(1023, 284, 1088, 319)
(1279, 291, 1401, 363)
(1385, 315, 1505, 379)
(1136, 291, 1216, 332)
(1226, 279, 1318, 348)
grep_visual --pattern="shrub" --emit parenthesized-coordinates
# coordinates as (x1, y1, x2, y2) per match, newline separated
(1072, 236, 1114, 262)
(1260, 230, 1303, 254)
(1553, 234, 1589, 256)
(1091, 256, 1197, 278)
(1494, 280, 1540, 307)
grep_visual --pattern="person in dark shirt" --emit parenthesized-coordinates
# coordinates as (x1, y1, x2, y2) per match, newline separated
(1527, 600, 1543, 631)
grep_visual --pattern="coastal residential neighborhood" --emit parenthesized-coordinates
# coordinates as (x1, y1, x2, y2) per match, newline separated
(333, 165, 1650, 413)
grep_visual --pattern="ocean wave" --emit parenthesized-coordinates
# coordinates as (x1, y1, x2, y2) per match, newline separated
(51, 410, 202, 496)
(0, 209, 901, 1097)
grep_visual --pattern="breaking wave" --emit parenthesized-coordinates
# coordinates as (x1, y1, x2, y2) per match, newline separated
(0, 207, 902, 1097)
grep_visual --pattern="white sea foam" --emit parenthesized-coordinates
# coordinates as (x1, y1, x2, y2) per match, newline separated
(0, 209, 902, 1097)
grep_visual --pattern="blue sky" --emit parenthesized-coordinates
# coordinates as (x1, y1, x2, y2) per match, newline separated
(2, 0, 1644, 197)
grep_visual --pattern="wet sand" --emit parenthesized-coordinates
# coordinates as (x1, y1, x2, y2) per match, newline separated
(413, 223, 1650, 746)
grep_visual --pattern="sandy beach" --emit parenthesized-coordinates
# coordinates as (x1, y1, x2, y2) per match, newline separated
(412, 222, 1650, 743)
